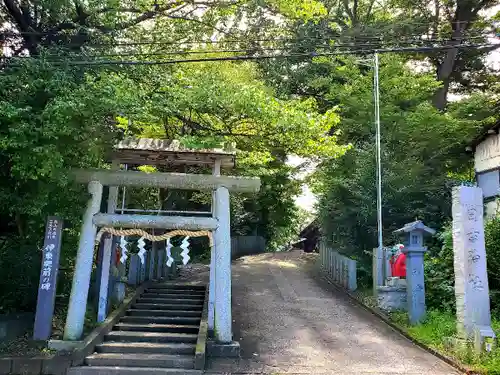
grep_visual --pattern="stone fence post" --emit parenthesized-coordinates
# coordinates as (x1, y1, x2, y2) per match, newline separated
(318, 239, 357, 292)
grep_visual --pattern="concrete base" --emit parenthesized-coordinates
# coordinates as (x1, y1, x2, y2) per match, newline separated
(444, 336, 472, 358)
(48, 339, 84, 352)
(386, 277, 406, 287)
(474, 325, 496, 353)
(207, 340, 240, 358)
(376, 285, 407, 312)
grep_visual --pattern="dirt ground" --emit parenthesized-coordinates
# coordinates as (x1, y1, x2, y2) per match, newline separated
(199, 250, 461, 375)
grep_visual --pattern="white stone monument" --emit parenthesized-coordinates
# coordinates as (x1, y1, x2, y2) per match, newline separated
(452, 185, 496, 352)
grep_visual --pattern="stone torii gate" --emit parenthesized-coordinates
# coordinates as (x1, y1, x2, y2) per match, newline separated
(62, 138, 260, 345)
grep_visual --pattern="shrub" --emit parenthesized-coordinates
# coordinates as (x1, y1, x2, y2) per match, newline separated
(424, 225, 456, 312)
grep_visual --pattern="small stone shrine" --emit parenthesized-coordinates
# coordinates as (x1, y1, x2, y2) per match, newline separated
(375, 220, 435, 325)
(394, 220, 435, 324)
(375, 244, 407, 312)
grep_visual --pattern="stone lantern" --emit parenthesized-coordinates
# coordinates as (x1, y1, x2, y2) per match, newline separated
(393, 220, 435, 324)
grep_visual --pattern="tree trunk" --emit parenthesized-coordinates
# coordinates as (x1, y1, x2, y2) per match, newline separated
(432, 24, 466, 110)
(431, 0, 491, 110)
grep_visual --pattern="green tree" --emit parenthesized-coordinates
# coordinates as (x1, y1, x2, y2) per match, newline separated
(0, 0, 237, 54)
(308, 55, 481, 270)
(248, 0, 499, 111)
(117, 60, 346, 248)
(0, 55, 139, 312)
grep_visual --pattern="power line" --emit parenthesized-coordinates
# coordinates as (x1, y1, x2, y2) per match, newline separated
(1, 30, 494, 48)
(2, 33, 495, 61)
(84, 35, 494, 54)
(2, 43, 495, 67)
(3, 36, 495, 63)
(2, 19, 495, 37)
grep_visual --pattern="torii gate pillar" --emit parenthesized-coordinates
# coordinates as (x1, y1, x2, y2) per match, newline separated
(64, 181, 103, 340)
(213, 185, 232, 343)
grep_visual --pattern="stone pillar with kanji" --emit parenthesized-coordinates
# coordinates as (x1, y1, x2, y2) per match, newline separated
(452, 186, 496, 352)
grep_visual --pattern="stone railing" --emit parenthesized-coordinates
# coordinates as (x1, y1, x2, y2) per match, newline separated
(318, 240, 357, 291)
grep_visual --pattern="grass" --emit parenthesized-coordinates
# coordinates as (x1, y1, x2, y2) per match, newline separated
(389, 309, 500, 375)
(356, 288, 378, 309)
(0, 332, 56, 357)
(390, 310, 456, 350)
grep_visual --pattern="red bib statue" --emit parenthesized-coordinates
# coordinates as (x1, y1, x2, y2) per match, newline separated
(389, 244, 406, 278)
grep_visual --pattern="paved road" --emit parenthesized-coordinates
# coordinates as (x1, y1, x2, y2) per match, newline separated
(205, 250, 461, 375)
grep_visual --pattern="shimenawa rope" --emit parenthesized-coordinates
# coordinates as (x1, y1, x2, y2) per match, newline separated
(95, 227, 213, 247)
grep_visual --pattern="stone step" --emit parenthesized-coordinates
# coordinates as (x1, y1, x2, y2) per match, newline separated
(105, 331, 197, 343)
(120, 316, 201, 325)
(96, 342, 196, 355)
(133, 303, 203, 311)
(144, 291, 205, 297)
(68, 366, 202, 375)
(85, 353, 195, 369)
(127, 309, 202, 317)
(145, 289, 205, 295)
(138, 298, 204, 305)
(148, 284, 205, 291)
(141, 293, 205, 299)
(114, 322, 199, 334)
(137, 297, 203, 306)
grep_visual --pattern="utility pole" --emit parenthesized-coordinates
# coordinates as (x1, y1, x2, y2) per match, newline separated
(373, 52, 383, 256)
(350, 55, 384, 254)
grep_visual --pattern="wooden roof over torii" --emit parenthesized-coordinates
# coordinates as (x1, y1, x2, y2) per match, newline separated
(107, 137, 237, 169)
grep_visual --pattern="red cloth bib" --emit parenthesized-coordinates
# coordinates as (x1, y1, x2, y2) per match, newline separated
(115, 247, 121, 265)
(390, 253, 407, 278)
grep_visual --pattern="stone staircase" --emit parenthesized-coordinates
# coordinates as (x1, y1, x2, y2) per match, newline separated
(69, 284, 206, 375)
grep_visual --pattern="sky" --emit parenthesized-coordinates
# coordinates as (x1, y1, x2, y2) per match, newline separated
(288, 154, 317, 213)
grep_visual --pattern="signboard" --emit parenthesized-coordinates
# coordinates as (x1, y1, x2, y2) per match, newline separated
(33, 217, 63, 341)
(475, 133, 500, 173)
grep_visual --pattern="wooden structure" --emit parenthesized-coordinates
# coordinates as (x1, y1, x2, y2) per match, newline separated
(63, 138, 260, 347)
(466, 119, 500, 217)
(298, 218, 320, 252)
(110, 138, 236, 168)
